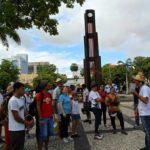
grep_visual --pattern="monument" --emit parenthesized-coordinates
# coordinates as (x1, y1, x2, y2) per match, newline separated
(83, 9, 102, 90)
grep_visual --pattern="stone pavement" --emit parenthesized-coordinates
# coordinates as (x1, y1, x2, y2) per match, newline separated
(0, 96, 145, 150)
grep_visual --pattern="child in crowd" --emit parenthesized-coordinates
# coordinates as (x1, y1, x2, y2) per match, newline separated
(71, 93, 80, 138)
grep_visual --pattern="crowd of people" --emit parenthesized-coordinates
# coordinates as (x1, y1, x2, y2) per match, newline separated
(0, 72, 149, 150)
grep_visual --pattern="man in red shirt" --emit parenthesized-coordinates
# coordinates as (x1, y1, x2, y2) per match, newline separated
(36, 80, 54, 150)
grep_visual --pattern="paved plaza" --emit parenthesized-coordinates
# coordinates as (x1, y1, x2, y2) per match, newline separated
(0, 95, 145, 150)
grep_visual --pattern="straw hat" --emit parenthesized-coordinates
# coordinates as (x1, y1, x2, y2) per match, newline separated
(56, 78, 62, 83)
(6, 85, 14, 94)
(132, 72, 145, 82)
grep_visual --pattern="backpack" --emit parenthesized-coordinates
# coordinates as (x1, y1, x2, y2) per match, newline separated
(28, 92, 44, 118)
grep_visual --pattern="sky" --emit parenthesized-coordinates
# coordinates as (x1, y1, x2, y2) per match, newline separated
(0, 0, 150, 77)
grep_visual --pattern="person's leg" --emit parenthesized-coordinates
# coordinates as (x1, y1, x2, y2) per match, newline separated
(109, 114, 116, 130)
(65, 114, 71, 138)
(38, 119, 47, 150)
(134, 104, 140, 126)
(72, 119, 76, 135)
(117, 112, 128, 135)
(9, 131, 25, 150)
(141, 116, 150, 149)
(92, 108, 102, 135)
(87, 111, 91, 123)
(117, 112, 125, 130)
(102, 104, 107, 125)
(60, 114, 67, 138)
(45, 117, 54, 150)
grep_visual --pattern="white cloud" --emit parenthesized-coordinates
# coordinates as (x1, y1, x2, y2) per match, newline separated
(0, 0, 150, 77)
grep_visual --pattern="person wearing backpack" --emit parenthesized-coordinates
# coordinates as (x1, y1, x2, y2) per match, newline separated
(0, 85, 14, 150)
(36, 80, 54, 150)
(8, 82, 33, 150)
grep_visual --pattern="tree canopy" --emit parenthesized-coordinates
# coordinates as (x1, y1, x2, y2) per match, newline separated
(33, 63, 67, 86)
(0, 0, 85, 48)
(0, 59, 19, 90)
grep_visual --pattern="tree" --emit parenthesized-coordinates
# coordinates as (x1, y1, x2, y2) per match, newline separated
(0, 60, 19, 90)
(70, 63, 78, 85)
(80, 68, 84, 77)
(33, 63, 67, 85)
(117, 58, 134, 94)
(0, 0, 85, 48)
(133, 57, 150, 80)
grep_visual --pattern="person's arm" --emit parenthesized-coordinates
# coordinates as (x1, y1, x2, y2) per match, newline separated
(36, 100, 42, 119)
(11, 110, 32, 126)
(59, 101, 65, 117)
(36, 93, 43, 119)
(132, 91, 148, 104)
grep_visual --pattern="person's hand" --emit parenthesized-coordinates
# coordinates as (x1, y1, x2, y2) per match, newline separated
(131, 91, 138, 96)
(25, 120, 34, 127)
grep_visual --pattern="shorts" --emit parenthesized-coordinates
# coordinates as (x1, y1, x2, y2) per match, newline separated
(39, 117, 54, 141)
(9, 130, 25, 150)
(4, 124, 9, 145)
(72, 114, 81, 121)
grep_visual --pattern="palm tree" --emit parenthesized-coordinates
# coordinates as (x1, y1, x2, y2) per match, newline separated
(0, 27, 21, 49)
(117, 58, 134, 94)
(70, 63, 78, 84)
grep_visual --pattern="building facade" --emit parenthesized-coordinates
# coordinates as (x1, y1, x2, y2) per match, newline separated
(10, 54, 28, 74)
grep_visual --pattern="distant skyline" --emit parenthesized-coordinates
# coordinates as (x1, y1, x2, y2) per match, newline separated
(0, 0, 150, 77)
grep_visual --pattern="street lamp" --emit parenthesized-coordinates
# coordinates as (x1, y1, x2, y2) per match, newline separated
(117, 58, 133, 94)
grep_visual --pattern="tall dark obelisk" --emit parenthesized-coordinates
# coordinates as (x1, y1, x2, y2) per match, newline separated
(84, 9, 102, 90)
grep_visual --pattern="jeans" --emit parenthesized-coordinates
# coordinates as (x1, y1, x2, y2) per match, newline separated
(60, 114, 70, 138)
(92, 108, 102, 134)
(39, 117, 54, 141)
(101, 103, 107, 125)
(141, 116, 150, 150)
(109, 112, 125, 130)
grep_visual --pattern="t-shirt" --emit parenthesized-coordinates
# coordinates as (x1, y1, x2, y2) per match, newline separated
(72, 100, 79, 114)
(138, 85, 150, 116)
(88, 91, 101, 109)
(59, 94, 71, 114)
(105, 84, 119, 94)
(8, 96, 25, 131)
(53, 87, 61, 100)
(83, 88, 89, 102)
(36, 92, 53, 118)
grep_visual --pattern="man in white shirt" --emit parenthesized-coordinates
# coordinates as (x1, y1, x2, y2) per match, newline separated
(8, 82, 33, 150)
(82, 84, 91, 124)
(132, 73, 150, 150)
(53, 79, 63, 113)
(89, 83, 103, 140)
(105, 79, 119, 94)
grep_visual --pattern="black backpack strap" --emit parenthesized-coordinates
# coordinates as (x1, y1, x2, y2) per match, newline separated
(40, 92, 44, 107)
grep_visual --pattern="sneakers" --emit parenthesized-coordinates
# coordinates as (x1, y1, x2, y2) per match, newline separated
(84, 119, 89, 123)
(67, 136, 74, 142)
(121, 130, 128, 135)
(140, 147, 147, 150)
(94, 134, 103, 140)
(62, 138, 69, 144)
